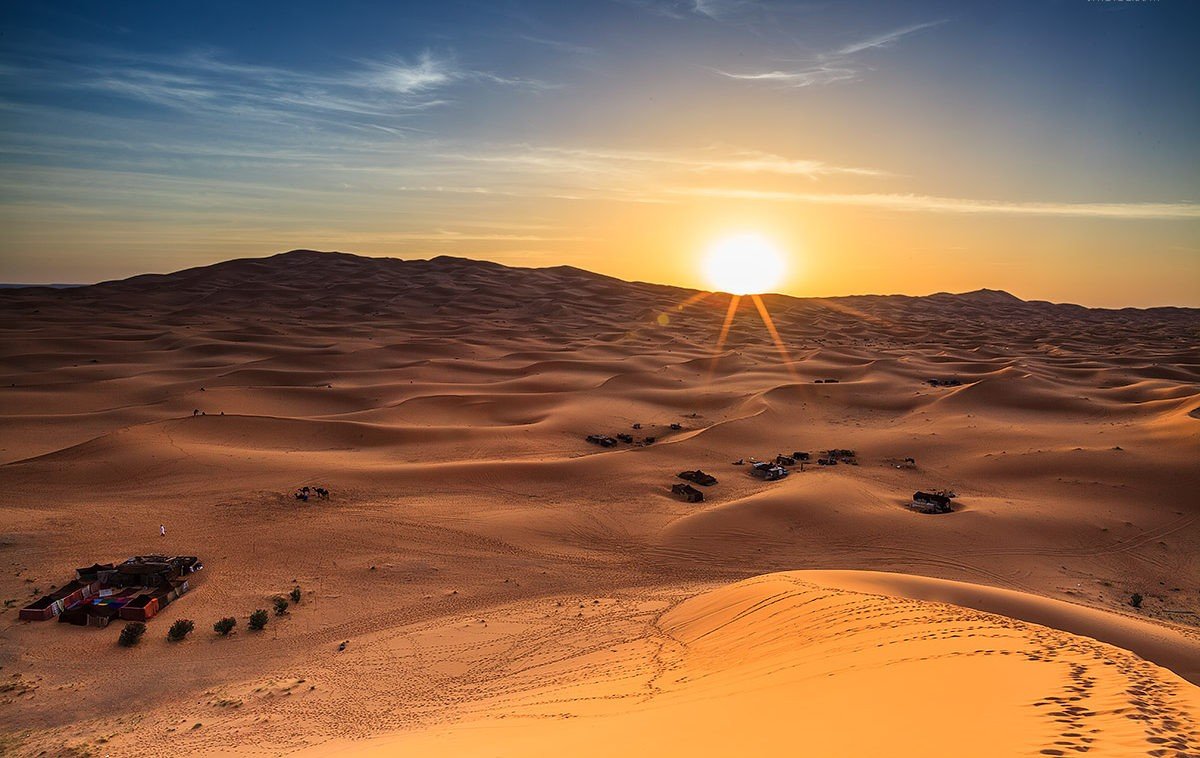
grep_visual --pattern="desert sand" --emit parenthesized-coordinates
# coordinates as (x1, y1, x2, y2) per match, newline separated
(0, 250, 1197, 756)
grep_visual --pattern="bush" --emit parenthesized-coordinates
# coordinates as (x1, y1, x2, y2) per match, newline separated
(289, 586, 302, 604)
(213, 617, 237, 636)
(118, 622, 146, 647)
(167, 618, 195, 642)
(1130, 593, 1143, 608)
(248, 609, 269, 630)
(273, 596, 289, 616)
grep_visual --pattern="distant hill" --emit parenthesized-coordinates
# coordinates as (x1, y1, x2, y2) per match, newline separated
(1, 250, 1195, 351)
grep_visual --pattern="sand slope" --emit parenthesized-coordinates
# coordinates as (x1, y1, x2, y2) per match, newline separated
(306, 572, 1200, 758)
(0, 251, 1197, 756)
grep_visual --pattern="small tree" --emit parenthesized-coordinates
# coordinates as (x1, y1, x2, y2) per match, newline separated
(1130, 593, 1143, 608)
(213, 617, 237, 636)
(273, 596, 289, 616)
(167, 618, 195, 642)
(248, 609, 269, 631)
(118, 622, 147, 647)
(289, 586, 302, 604)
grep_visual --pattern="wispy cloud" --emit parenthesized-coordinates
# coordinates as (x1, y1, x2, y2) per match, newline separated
(358, 53, 455, 94)
(711, 63, 857, 88)
(437, 144, 884, 179)
(690, 0, 754, 20)
(322, 229, 593, 243)
(701, 150, 885, 177)
(469, 71, 560, 90)
(714, 18, 945, 88)
(836, 20, 946, 55)
(1, 46, 551, 133)
(620, 0, 755, 21)
(676, 188, 1200, 219)
(518, 35, 598, 56)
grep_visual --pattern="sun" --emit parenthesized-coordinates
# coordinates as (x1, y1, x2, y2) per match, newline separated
(703, 233, 786, 295)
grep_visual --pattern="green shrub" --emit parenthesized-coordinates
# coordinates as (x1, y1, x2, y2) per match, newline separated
(118, 622, 146, 647)
(213, 617, 237, 636)
(167, 618, 195, 642)
(273, 596, 289, 616)
(248, 609, 269, 630)
(289, 586, 302, 604)
(1130, 593, 1143, 608)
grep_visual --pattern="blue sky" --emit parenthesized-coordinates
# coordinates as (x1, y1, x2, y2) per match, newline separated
(1, 0, 1197, 305)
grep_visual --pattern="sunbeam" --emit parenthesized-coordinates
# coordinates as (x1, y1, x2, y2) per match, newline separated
(708, 293, 742, 380)
(751, 293, 797, 378)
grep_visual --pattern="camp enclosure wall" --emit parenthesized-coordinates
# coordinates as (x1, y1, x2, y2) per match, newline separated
(19, 580, 101, 621)
(119, 594, 160, 622)
(18, 595, 58, 622)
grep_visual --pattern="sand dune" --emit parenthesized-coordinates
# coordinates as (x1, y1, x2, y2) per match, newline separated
(307, 573, 1200, 758)
(0, 250, 1197, 756)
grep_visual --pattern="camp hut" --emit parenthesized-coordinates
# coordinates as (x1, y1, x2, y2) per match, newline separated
(671, 483, 704, 503)
(116, 560, 175, 588)
(750, 462, 789, 481)
(129, 554, 169, 563)
(57, 606, 90, 626)
(912, 491, 952, 514)
(87, 606, 120, 628)
(822, 448, 857, 464)
(927, 378, 962, 387)
(170, 556, 202, 574)
(792, 452, 811, 461)
(678, 470, 718, 486)
(75, 563, 114, 582)
(775, 454, 796, 467)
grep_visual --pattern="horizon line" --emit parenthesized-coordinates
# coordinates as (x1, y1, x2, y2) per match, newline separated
(3, 249, 1197, 312)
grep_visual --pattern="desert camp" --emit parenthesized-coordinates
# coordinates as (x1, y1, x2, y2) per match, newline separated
(20, 556, 203, 627)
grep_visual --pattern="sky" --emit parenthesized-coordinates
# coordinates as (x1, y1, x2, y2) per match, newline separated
(1, 0, 1198, 306)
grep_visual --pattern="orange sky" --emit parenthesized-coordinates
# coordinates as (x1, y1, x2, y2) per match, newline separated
(2, 1, 1198, 307)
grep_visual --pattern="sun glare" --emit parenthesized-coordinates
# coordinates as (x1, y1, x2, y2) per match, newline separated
(703, 233, 786, 295)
